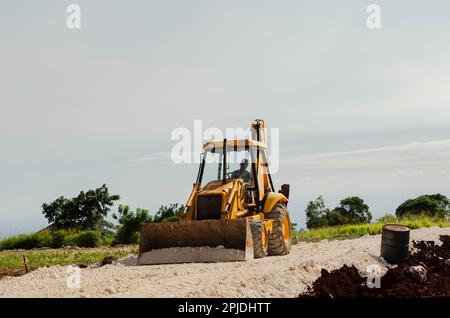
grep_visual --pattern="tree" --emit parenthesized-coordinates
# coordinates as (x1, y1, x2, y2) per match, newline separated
(154, 203, 185, 223)
(42, 184, 120, 231)
(333, 196, 372, 224)
(305, 195, 372, 229)
(112, 205, 153, 244)
(324, 209, 350, 227)
(305, 196, 330, 229)
(396, 194, 449, 218)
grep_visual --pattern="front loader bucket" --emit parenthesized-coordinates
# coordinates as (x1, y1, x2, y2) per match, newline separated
(137, 218, 254, 265)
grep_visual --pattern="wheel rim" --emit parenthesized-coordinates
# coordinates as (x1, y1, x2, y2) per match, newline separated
(281, 216, 290, 242)
(261, 225, 267, 252)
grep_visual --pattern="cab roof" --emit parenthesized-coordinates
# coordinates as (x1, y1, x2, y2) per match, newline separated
(203, 139, 266, 151)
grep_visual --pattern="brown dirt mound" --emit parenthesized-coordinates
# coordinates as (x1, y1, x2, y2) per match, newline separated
(299, 235, 450, 298)
(0, 268, 26, 279)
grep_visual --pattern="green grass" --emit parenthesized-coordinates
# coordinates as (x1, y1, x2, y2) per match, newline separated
(0, 245, 138, 271)
(0, 230, 114, 251)
(295, 214, 450, 243)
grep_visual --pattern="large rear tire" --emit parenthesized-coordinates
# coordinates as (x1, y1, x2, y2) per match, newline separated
(250, 220, 268, 258)
(266, 203, 291, 256)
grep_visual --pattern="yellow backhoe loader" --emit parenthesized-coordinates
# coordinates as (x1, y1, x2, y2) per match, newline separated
(138, 119, 291, 265)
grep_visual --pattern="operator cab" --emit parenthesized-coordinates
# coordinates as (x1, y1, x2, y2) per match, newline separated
(196, 139, 274, 211)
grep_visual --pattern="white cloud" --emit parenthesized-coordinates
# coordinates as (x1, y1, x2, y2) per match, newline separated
(282, 139, 450, 170)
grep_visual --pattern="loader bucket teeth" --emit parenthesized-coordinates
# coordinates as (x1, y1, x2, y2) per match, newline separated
(137, 219, 254, 265)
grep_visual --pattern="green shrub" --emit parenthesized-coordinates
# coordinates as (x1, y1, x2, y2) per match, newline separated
(396, 194, 449, 218)
(62, 233, 78, 247)
(295, 214, 449, 242)
(376, 214, 397, 223)
(0, 233, 52, 250)
(153, 203, 184, 223)
(36, 232, 53, 247)
(75, 231, 101, 248)
(113, 205, 152, 244)
(100, 236, 115, 247)
(50, 230, 66, 248)
(130, 231, 140, 244)
(0, 230, 114, 250)
(0, 235, 27, 250)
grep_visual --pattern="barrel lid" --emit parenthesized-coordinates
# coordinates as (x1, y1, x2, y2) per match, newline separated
(383, 224, 410, 232)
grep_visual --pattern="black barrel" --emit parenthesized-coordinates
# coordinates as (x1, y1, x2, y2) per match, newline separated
(380, 224, 410, 264)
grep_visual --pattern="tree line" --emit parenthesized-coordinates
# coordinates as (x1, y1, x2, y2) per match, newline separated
(41, 184, 450, 242)
(305, 193, 450, 229)
(41, 184, 184, 244)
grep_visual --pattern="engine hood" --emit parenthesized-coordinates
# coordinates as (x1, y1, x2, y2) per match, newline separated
(200, 179, 239, 195)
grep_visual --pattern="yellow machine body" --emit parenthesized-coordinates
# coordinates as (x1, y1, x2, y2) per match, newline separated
(138, 120, 291, 265)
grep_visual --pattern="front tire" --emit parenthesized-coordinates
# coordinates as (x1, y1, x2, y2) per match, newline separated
(266, 203, 291, 256)
(250, 220, 268, 258)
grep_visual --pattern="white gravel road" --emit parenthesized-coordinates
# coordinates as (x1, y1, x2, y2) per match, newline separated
(0, 226, 448, 298)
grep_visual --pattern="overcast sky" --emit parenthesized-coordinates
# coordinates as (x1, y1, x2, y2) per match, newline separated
(1, 0, 450, 237)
